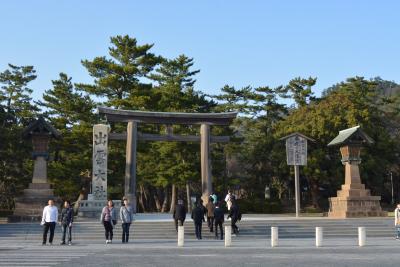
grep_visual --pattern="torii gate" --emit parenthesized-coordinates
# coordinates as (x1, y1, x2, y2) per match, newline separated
(93, 106, 237, 212)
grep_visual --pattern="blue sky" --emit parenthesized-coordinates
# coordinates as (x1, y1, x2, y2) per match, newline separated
(1, 0, 399, 101)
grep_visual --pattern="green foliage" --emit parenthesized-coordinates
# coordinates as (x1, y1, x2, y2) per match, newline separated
(39, 73, 95, 202)
(2, 35, 399, 214)
(274, 77, 400, 207)
(77, 35, 162, 109)
(0, 64, 37, 209)
(237, 198, 282, 214)
(0, 64, 38, 125)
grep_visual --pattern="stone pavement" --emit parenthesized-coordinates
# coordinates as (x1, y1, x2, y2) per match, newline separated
(1, 238, 400, 267)
(0, 215, 398, 266)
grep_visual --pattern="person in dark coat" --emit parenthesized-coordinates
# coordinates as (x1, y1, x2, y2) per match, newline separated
(214, 201, 224, 240)
(206, 197, 215, 232)
(60, 200, 74, 245)
(173, 199, 187, 232)
(191, 201, 205, 239)
(227, 197, 240, 235)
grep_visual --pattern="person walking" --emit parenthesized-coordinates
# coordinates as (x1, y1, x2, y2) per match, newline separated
(214, 201, 224, 240)
(210, 193, 217, 204)
(100, 200, 117, 244)
(225, 190, 233, 211)
(60, 200, 73, 245)
(395, 203, 400, 239)
(173, 199, 187, 232)
(41, 199, 58, 245)
(120, 198, 134, 243)
(227, 196, 240, 235)
(206, 197, 215, 232)
(191, 201, 205, 240)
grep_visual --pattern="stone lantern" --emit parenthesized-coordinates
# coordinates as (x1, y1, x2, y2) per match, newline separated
(327, 126, 386, 218)
(9, 116, 61, 222)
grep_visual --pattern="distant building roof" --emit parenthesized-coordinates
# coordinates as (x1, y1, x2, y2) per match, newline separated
(23, 116, 61, 139)
(327, 126, 373, 146)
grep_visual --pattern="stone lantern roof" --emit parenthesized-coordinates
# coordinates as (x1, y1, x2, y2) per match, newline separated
(327, 126, 373, 147)
(22, 116, 61, 139)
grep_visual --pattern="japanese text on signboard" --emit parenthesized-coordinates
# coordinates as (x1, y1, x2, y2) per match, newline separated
(286, 135, 307, 166)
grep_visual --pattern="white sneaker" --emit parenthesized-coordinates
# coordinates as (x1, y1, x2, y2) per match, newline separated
(106, 240, 109, 244)
(109, 240, 112, 244)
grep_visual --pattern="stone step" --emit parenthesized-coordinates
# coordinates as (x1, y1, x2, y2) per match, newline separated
(28, 183, 51, 190)
(23, 189, 54, 196)
(1, 218, 397, 241)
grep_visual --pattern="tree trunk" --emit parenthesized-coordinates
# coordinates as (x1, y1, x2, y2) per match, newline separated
(310, 179, 320, 208)
(143, 184, 149, 211)
(139, 184, 146, 212)
(169, 184, 176, 214)
(152, 187, 162, 212)
(186, 181, 192, 212)
(161, 187, 168, 213)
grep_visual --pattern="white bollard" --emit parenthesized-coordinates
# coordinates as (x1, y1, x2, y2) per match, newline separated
(358, 227, 366, 247)
(177, 226, 184, 247)
(315, 227, 323, 247)
(271, 227, 278, 247)
(225, 225, 232, 247)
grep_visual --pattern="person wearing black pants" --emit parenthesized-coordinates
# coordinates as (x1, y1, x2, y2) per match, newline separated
(120, 198, 134, 243)
(206, 197, 215, 232)
(100, 200, 117, 244)
(41, 199, 58, 245)
(214, 202, 224, 240)
(173, 199, 187, 232)
(60, 200, 74, 245)
(43, 222, 56, 244)
(191, 201, 205, 240)
(227, 197, 240, 235)
(103, 220, 113, 240)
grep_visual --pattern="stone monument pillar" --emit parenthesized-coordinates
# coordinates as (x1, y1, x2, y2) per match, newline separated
(10, 117, 61, 222)
(78, 124, 122, 217)
(92, 124, 109, 200)
(328, 126, 386, 218)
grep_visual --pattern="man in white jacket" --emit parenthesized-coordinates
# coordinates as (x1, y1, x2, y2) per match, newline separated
(41, 199, 58, 245)
(395, 203, 400, 239)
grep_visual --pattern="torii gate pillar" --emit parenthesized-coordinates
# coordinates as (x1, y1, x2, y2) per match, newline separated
(125, 121, 138, 213)
(200, 124, 212, 204)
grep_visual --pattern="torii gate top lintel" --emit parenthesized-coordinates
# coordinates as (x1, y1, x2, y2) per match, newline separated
(98, 106, 237, 125)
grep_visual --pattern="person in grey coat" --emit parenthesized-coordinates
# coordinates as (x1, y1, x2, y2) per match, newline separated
(395, 203, 400, 239)
(120, 198, 134, 243)
(100, 200, 117, 244)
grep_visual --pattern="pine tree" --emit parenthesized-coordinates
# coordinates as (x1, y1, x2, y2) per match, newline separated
(0, 64, 38, 209)
(77, 35, 163, 109)
(38, 73, 95, 201)
(0, 64, 38, 126)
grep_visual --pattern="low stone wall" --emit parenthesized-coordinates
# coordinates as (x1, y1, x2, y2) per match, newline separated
(78, 200, 121, 218)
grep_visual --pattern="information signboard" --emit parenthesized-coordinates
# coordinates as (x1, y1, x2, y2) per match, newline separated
(286, 135, 307, 166)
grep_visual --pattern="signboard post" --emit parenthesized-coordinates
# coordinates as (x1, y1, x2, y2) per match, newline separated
(280, 133, 314, 218)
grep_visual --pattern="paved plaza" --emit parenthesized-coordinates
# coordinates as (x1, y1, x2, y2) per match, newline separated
(1, 215, 399, 266)
(1, 237, 399, 267)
